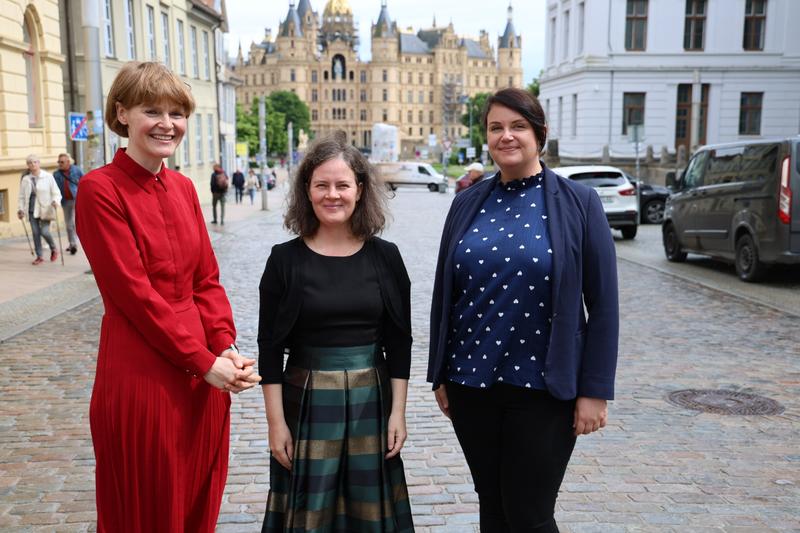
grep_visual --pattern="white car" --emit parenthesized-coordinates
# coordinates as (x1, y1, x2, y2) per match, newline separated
(374, 162, 447, 192)
(551, 165, 639, 239)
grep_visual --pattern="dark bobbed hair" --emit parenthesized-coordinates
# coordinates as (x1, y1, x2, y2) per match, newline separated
(285, 131, 387, 239)
(481, 87, 548, 153)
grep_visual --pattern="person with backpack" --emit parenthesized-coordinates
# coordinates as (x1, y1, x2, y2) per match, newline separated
(211, 163, 229, 225)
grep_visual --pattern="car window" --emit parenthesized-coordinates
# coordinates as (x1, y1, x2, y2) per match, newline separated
(568, 171, 626, 187)
(740, 143, 779, 183)
(418, 166, 431, 176)
(705, 146, 743, 186)
(683, 151, 709, 190)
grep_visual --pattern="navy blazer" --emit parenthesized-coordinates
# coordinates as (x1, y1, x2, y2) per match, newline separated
(428, 163, 619, 400)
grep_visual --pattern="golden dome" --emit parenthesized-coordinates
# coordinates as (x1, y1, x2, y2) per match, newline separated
(323, 0, 352, 17)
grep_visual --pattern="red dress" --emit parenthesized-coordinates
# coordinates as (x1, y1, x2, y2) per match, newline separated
(76, 149, 235, 532)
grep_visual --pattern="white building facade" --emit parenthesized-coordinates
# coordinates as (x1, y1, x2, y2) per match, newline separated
(539, 0, 800, 160)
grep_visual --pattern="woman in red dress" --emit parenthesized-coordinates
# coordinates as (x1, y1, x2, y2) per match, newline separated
(76, 62, 260, 532)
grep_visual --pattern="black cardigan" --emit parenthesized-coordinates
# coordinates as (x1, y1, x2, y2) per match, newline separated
(258, 236, 412, 383)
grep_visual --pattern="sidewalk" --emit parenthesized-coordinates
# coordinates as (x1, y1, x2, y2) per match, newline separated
(0, 178, 288, 343)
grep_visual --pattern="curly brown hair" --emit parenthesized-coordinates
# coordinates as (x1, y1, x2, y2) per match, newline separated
(285, 131, 388, 239)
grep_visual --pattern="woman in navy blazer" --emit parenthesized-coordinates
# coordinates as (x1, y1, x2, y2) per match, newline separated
(428, 88, 619, 532)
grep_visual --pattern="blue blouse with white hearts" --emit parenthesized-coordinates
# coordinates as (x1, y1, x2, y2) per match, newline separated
(446, 171, 553, 390)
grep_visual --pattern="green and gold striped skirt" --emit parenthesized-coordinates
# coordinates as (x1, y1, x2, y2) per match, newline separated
(262, 344, 414, 532)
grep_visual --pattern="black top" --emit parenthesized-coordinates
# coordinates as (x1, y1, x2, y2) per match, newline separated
(258, 236, 412, 383)
(291, 243, 383, 346)
(232, 171, 245, 188)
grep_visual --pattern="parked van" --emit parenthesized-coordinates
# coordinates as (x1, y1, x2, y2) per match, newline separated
(663, 137, 800, 281)
(374, 162, 447, 192)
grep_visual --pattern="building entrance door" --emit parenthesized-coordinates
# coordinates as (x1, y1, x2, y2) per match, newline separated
(675, 84, 709, 152)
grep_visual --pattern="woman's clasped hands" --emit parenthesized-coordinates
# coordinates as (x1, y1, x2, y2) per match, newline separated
(204, 348, 261, 393)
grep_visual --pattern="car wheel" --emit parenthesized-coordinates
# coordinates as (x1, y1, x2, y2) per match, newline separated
(663, 223, 687, 262)
(643, 199, 665, 224)
(427, 183, 439, 192)
(621, 225, 637, 240)
(735, 233, 766, 282)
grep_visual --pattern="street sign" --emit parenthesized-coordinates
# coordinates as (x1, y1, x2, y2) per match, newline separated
(236, 142, 249, 157)
(466, 147, 476, 158)
(455, 138, 470, 149)
(482, 144, 489, 152)
(428, 133, 437, 147)
(68, 112, 88, 142)
(442, 139, 452, 152)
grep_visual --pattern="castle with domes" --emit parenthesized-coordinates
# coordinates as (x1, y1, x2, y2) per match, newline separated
(233, 0, 522, 155)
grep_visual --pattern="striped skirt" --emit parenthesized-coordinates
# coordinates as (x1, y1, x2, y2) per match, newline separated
(262, 344, 414, 533)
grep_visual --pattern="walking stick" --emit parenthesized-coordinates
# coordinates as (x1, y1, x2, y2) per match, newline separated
(53, 211, 65, 266)
(19, 217, 34, 256)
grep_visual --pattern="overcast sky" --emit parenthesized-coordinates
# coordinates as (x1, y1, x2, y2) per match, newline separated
(224, 0, 546, 84)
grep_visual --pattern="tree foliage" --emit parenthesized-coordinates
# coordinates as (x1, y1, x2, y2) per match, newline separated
(460, 92, 490, 152)
(527, 70, 543, 97)
(267, 91, 310, 148)
(235, 97, 290, 156)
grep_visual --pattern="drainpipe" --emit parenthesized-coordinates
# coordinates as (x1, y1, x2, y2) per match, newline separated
(690, 69, 701, 153)
(82, 0, 106, 170)
(606, 0, 614, 153)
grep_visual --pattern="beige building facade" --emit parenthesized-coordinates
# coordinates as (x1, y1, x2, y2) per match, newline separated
(59, 0, 227, 203)
(0, 0, 66, 238)
(234, 0, 522, 157)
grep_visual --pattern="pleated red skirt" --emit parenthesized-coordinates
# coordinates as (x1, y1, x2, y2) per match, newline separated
(90, 304, 230, 533)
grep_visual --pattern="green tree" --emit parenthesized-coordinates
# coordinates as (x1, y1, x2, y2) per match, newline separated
(527, 70, 543, 97)
(461, 92, 490, 152)
(235, 98, 289, 157)
(267, 91, 310, 149)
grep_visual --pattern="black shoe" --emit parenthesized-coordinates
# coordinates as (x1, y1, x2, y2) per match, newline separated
(69, 245, 77, 255)
(211, 220, 217, 224)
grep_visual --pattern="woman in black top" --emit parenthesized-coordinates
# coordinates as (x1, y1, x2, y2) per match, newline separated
(258, 132, 414, 532)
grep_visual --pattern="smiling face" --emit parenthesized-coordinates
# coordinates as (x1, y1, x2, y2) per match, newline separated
(486, 104, 542, 179)
(117, 101, 187, 171)
(307, 156, 362, 230)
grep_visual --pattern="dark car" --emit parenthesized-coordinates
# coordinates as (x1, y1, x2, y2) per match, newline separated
(631, 178, 671, 224)
(662, 136, 800, 281)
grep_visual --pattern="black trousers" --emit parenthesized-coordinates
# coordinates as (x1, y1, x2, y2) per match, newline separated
(446, 381, 577, 533)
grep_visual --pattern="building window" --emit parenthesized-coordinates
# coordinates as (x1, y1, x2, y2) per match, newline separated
(557, 96, 563, 138)
(622, 92, 645, 134)
(312, 109, 318, 121)
(562, 9, 570, 59)
(548, 16, 556, 64)
(571, 94, 577, 136)
(161, 12, 171, 66)
(195, 114, 203, 162)
(625, 0, 648, 51)
(743, 0, 767, 51)
(418, 91, 424, 104)
(360, 109, 367, 121)
(311, 89, 318, 102)
(360, 70, 367, 83)
(360, 89, 366, 102)
(202, 31, 210, 80)
(382, 89, 388, 102)
(190, 26, 199, 78)
(311, 70, 318, 83)
(577, 2, 585, 54)
(208, 114, 214, 160)
(22, 13, 41, 128)
(684, 0, 706, 51)
(429, 91, 434, 104)
(739, 92, 763, 135)
(407, 110, 413, 123)
(291, 69, 296, 82)
(419, 110, 424, 123)
(382, 109, 388, 122)
(675, 84, 709, 150)
(124, 0, 136, 59)
(146, 6, 156, 59)
(382, 69, 388, 82)
(183, 118, 190, 166)
(103, 0, 115, 58)
(174, 20, 185, 74)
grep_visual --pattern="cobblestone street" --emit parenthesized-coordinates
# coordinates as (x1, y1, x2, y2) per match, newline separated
(1, 187, 798, 532)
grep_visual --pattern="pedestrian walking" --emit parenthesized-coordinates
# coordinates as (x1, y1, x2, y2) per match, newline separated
(211, 163, 229, 224)
(245, 168, 260, 205)
(258, 132, 414, 532)
(53, 152, 84, 254)
(455, 161, 486, 194)
(428, 87, 619, 532)
(74, 61, 260, 533)
(17, 154, 60, 265)
(232, 168, 245, 204)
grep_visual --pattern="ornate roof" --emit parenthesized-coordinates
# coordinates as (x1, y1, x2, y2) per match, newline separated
(279, 3, 303, 37)
(373, 1, 396, 38)
(499, 4, 520, 49)
(323, 0, 352, 17)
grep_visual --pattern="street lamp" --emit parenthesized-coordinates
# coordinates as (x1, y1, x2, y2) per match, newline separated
(458, 94, 473, 161)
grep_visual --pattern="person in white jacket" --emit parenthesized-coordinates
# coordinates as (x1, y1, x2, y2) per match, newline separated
(17, 154, 61, 265)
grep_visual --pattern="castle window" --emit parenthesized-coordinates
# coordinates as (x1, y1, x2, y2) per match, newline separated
(360, 70, 367, 82)
(312, 109, 318, 121)
(382, 69, 388, 82)
(312, 70, 318, 83)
